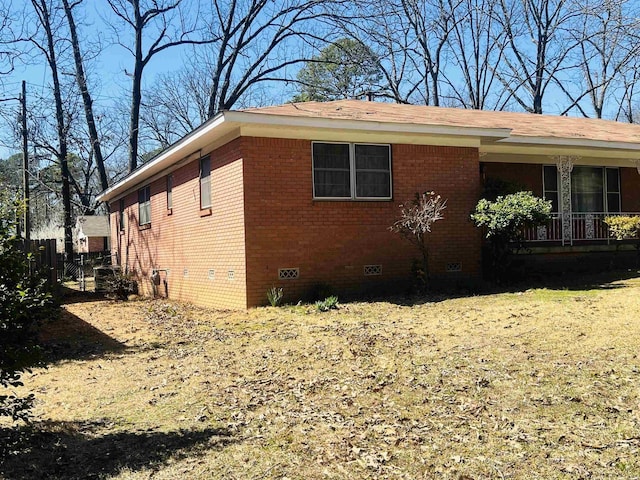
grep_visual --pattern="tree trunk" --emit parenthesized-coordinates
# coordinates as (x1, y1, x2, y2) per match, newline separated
(33, 0, 73, 259)
(62, 0, 110, 196)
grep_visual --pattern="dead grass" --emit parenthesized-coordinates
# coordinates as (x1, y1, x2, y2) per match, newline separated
(2, 274, 640, 479)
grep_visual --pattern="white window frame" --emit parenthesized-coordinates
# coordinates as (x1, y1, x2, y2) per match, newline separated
(312, 141, 392, 200)
(542, 165, 559, 213)
(543, 165, 622, 214)
(200, 156, 211, 209)
(138, 185, 151, 226)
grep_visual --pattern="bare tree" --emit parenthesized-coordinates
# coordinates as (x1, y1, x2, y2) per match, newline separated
(331, 0, 421, 103)
(29, 0, 74, 258)
(106, 0, 215, 172)
(203, 0, 335, 117)
(140, 67, 210, 148)
(560, 0, 640, 118)
(443, 0, 507, 109)
(494, 0, 579, 114)
(397, 0, 465, 106)
(61, 0, 109, 193)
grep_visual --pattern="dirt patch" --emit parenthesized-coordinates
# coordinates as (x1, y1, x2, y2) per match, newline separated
(2, 275, 640, 479)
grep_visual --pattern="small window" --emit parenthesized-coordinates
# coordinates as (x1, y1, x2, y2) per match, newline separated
(200, 156, 211, 209)
(138, 185, 151, 226)
(543, 165, 559, 213)
(119, 199, 125, 231)
(167, 174, 173, 210)
(312, 142, 391, 200)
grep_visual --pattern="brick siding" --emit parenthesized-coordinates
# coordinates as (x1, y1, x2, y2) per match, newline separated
(110, 137, 483, 308)
(242, 138, 482, 306)
(110, 138, 247, 309)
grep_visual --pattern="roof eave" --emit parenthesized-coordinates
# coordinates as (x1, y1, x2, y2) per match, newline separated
(496, 135, 640, 152)
(97, 111, 230, 203)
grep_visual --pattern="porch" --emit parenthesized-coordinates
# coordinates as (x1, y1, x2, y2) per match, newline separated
(523, 212, 640, 246)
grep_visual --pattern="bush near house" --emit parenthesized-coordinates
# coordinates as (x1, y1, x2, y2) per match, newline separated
(0, 198, 57, 423)
(605, 215, 640, 265)
(471, 191, 552, 281)
(390, 191, 447, 289)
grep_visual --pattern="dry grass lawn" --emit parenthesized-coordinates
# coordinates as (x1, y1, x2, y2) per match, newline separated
(2, 273, 640, 479)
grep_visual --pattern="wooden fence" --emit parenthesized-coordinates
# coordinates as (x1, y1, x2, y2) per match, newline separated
(23, 238, 58, 285)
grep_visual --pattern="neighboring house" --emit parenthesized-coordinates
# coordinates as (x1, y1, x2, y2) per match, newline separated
(75, 215, 110, 254)
(97, 100, 640, 309)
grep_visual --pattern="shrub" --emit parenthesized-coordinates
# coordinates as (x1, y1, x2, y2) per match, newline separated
(471, 192, 552, 281)
(105, 272, 138, 300)
(604, 215, 640, 241)
(0, 197, 57, 422)
(266, 286, 284, 307)
(315, 295, 339, 312)
(390, 192, 447, 288)
(604, 215, 640, 265)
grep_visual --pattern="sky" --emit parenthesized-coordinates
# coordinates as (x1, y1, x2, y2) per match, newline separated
(0, 1, 204, 159)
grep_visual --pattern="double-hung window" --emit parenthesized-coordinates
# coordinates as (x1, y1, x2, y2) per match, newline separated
(138, 185, 151, 226)
(312, 142, 391, 199)
(200, 156, 211, 209)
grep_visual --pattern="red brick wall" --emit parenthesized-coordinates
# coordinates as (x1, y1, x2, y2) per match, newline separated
(109, 138, 247, 309)
(481, 162, 543, 196)
(620, 167, 640, 212)
(242, 138, 482, 306)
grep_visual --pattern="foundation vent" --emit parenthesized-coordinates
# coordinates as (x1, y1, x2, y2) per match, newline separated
(446, 262, 462, 273)
(363, 265, 382, 276)
(279, 268, 299, 280)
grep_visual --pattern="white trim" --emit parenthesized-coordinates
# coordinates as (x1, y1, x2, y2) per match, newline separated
(97, 113, 229, 203)
(226, 110, 512, 140)
(497, 135, 640, 151)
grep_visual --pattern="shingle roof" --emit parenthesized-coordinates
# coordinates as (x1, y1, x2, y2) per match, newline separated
(76, 215, 109, 237)
(243, 100, 640, 145)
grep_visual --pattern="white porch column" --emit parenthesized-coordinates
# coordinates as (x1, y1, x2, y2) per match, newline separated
(554, 156, 578, 246)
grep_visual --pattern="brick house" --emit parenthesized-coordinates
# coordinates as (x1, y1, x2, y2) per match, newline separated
(75, 215, 110, 254)
(97, 100, 640, 308)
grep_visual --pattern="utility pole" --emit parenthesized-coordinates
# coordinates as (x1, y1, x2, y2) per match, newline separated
(21, 80, 30, 245)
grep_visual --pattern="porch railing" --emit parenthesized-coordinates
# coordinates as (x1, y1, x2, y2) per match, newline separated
(522, 212, 640, 244)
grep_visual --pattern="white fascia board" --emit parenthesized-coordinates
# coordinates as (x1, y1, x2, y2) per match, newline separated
(496, 135, 640, 151)
(97, 113, 231, 203)
(97, 109, 513, 203)
(224, 111, 513, 140)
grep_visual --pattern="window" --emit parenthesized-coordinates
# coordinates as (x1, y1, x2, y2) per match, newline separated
(572, 166, 604, 213)
(167, 174, 173, 210)
(200, 156, 211, 209)
(138, 185, 151, 225)
(119, 199, 125, 231)
(606, 168, 621, 212)
(312, 142, 391, 199)
(544, 165, 621, 213)
(543, 165, 559, 213)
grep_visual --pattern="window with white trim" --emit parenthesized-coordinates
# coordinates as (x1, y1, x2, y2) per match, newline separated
(138, 185, 151, 226)
(200, 156, 211, 209)
(544, 165, 622, 213)
(312, 142, 391, 199)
